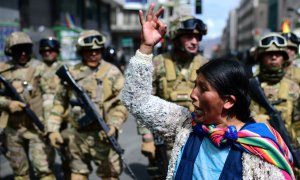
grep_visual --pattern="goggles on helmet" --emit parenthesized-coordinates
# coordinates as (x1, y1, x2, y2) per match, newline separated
(259, 35, 287, 48)
(79, 35, 105, 47)
(11, 44, 32, 56)
(179, 18, 207, 35)
(282, 32, 300, 45)
(40, 38, 60, 50)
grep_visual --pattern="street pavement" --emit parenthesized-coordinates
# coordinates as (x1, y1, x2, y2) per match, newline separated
(0, 114, 151, 180)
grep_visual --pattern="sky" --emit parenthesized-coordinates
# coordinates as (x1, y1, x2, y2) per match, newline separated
(196, 0, 240, 39)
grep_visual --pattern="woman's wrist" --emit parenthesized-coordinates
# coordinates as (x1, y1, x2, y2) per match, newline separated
(139, 44, 153, 55)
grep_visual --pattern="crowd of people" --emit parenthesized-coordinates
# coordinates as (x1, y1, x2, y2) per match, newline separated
(0, 3, 300, 180)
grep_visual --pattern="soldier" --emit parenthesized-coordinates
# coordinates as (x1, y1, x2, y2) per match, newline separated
(35, 37, 71, 179)
(138, 15, 208, 178)
(282, 32, 300, 83)
(251, 32, 300, 144)
(47, 30, 128, 180)
(0, 32, 55, 180)
(36, 37, 62, 120)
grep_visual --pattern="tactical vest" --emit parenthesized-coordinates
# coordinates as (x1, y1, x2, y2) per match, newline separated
(256, 79, 294, 133)
(0, 60, 44, 129)
(67, 61, 113, 130)
(155, 53, 206, 111)
(285, 66, 300, 84)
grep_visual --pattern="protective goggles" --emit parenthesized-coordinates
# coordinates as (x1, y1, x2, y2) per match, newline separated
(78, 35, 105, 46)
(11, 44, 32, 56)
(39, 38, 60, 50)
(180, 19, 207, 35)
(259, 35, 287, 48)
(282, 32, 300, 44)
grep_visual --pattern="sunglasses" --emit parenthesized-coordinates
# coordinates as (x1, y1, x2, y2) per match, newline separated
(79, 35, 104, 46)
(282, 33, 300, 44)
(39, 39, 60, 49)
(180, 19, 207, 35)
(11, 45, 32, 56)
(259, 35, 287, 48)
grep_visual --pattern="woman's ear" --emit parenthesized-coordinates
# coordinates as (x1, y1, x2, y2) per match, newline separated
(223, 95, 236, 110)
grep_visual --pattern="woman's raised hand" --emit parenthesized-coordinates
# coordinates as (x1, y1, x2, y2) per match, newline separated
(139, 4, 167, 54)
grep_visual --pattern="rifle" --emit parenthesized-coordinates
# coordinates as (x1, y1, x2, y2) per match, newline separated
(56, 65, 137, 180)
(0, 75, 45, 132)
(249, 77, 300, 168)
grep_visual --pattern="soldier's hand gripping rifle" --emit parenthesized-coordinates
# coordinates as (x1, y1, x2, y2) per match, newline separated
(249, 77, 300, 168)
(0, 75, 44, 132)
(56, 65, 137, 180)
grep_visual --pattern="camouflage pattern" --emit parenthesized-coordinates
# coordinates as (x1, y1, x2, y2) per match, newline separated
(4, 31, 33, 56)
(76, 30, 105, 52)
(0, 59, 55, 178)
(35, 61, 62, 120)
(152, 52, 208, 111)
(47, 60, 127, 178)
(251, 78, 300, 144)
(61, 128, 122, 177)
(168, 15, 207, 40)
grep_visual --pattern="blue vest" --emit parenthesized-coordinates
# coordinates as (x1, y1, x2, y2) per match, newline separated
(175, 132, 243, 180)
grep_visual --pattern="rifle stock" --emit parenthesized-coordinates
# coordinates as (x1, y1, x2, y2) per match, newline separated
(249, 77, 300, 168)
(56, 65, 137, 179)
(0, 75, 44, 132)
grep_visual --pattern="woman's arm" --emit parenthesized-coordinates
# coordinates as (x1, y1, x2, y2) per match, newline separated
(121, 5, 190, 138)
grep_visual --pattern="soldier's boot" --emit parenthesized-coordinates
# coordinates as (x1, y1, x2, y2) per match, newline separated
(40, 174, 56, 180)
(14, 175, 30, 180)
(71, 173, 88, 180)
(101, 177, 119, 180)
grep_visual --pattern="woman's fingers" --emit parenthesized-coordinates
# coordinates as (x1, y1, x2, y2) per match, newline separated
(146, 4, 155, 21)
(154, 7, 164, 20)
(157, 20, 167, 34)
(139, 10, 144, 25)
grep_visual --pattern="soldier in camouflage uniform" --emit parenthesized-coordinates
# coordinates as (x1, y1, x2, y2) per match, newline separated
(0, 32, 55, 180)
(251, 32, 300, 144)
(35, 37, 72, 179)
(47, 30, 128, 180)
(282, 32, 300, 83)
(138, 15, 208, 178)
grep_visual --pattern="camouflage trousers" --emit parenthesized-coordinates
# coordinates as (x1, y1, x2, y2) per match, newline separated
(3, 126, 55, 177)
(61, 128, 122, 178)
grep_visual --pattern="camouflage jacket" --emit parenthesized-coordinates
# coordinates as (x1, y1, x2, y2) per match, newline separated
(47, 60, 128, 132)
(251, 77, 300, 126)
(152, 52, 207, 111)
(35, 61, 62, 120)
(0, 59, 44, 129)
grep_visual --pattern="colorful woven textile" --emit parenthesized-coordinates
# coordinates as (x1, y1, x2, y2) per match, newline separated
(193, 121, 295, 179)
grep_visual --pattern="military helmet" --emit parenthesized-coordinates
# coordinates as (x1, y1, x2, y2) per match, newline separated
(4, 31, 33, 56)
(76, 30, 106, 52)
(169, 15, 207, 40)
(256, 33, 289, 61)
(281, 32, 299, 50)
(39, 37, 60, 53)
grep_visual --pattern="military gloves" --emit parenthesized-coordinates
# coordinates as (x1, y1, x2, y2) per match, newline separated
(48, 131, 64, 148)
(8, 100, 26, 113)
(99, 125, 117, 142)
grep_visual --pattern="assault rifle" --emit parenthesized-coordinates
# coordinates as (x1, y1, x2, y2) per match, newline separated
(249, 77, 300, 168)
(0, 75, 45, 132)
(56, 65, 137, 180)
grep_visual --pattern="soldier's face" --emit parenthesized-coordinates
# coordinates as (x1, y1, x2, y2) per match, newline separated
(82, 49, 102, 68)
(11, 45, 32, 65)
(179, 33, 199, 54)
(41, 49, 58, 62)
(261, 52, 285, 70)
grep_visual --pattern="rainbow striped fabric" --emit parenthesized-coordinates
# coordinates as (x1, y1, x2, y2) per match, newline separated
(193, 122, 295, 179)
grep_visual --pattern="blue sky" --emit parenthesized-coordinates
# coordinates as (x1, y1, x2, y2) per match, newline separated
(196, 0, 240, 39)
